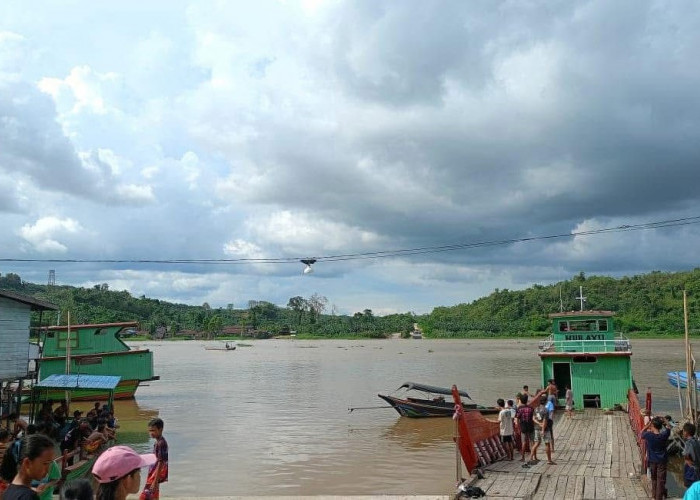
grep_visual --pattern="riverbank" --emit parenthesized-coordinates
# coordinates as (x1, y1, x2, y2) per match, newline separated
(122, 331, 693, 342)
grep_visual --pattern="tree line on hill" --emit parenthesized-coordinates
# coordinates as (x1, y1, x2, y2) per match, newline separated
(2, 268, 700, 338)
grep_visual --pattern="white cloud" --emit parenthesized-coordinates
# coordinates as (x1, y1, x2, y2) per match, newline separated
(223, 239, 264, 259)
(19, 216, 82, 253)
(247, 210, 385, 255)
(114, 184, 155, 203)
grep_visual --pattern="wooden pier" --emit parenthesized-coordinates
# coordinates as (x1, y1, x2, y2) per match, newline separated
(464, 409, 648, 499)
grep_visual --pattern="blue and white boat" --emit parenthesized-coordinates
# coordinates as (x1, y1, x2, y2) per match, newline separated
(667, 371, 700, 390)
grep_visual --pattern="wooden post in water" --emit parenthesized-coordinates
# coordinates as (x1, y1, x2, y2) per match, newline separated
(677, 372, 685, 417)
(684, 290, 693, 420)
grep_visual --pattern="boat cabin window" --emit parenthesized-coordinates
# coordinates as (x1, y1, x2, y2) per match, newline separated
(45, 331, 55, 338)
(94, 328, 105, 335)
(558, 319, 607, 332)
(573, 356, 597, 363)
(57, 331, 78, 349)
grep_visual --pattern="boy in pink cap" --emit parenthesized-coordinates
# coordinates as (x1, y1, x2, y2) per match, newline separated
(92, 446, 156, 500)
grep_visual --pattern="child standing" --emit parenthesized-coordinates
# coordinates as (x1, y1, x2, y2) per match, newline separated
(140, 418, 168, 500)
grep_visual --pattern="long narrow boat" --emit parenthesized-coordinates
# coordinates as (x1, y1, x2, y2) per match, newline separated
(378, 382, 499, 418)
(204, 342, 236, 351)
(667, 370, 700, 390)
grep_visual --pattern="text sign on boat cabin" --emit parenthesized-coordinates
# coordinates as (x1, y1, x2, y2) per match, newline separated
(550, 311, 616, 352)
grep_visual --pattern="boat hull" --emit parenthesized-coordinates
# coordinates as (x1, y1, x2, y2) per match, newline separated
(378, 394, 499, 418)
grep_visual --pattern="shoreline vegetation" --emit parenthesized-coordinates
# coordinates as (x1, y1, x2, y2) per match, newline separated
(3, 268, 700, 340)
(116, 331, 694, 342)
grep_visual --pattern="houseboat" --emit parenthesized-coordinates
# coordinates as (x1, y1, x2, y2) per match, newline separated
(37, 322, 158, 400)
(539, 310, 633, 408)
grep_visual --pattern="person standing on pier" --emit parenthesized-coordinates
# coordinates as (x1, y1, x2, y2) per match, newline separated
(515, 394, 534, 464)
(564, 386, 574, 418)
(531, 395, 554, 465)
(683, 423, 700, 489)
(497, 399, 514, 460)
(545, 394, 555, 452)
(641, 416, 671, 500)
(546, 379, 557, 405)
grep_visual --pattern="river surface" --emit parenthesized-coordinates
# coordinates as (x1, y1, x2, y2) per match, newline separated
(98, 338, 693, 496)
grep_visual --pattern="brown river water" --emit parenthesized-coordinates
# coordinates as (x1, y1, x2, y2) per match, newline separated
(99, 338, 693, 496)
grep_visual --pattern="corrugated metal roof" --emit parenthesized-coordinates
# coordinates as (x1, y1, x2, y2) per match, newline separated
(46, 321, 138, 331)
(35, 374, 121, 390)
(0, 290, 59, 311)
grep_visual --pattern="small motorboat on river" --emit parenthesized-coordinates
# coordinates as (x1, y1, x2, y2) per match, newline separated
(378, 382, 499, 418)
(204, 342, 236, 351)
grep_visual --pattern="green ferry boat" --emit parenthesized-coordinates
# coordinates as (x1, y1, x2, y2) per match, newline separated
(37, 322, 158, 400)
(538, 309, 633, 408)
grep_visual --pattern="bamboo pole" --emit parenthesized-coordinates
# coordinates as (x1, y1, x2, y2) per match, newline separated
(65, 312, 71, 407)
(685, 291, 692, 420)
(677, 372, 684, 417)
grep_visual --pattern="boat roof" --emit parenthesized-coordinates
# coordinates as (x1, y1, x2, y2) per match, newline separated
(34, 374, 121, 391)
(0, 290, 59, 311)
(46, 321, 138, 331)
(399, 382, 471, 400)
(548, 310, 615, 318)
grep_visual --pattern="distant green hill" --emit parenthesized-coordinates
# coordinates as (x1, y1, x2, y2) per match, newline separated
(2, 268, 700, 338)
(0, 272, 414, 338)
(420, 270, 700, 337)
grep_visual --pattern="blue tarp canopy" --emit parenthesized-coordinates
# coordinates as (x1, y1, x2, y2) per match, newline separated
(34, 374, 121, 391)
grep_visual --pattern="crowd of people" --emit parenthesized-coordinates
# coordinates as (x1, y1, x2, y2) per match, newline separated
(0, 403, 168, 500)
(493, 380, 700, 500)
(495, 381, 574, 469)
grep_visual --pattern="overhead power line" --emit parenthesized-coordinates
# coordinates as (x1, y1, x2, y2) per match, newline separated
(1, 215, 699, 266)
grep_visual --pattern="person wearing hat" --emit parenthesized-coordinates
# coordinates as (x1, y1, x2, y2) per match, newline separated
(92, 446, 156, 500)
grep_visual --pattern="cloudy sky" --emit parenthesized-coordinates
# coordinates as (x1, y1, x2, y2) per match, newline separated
(1, 1, 700, 315)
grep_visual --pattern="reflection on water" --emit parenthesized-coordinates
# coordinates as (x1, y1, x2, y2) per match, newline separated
(124, 338, 697, 496)
(382, 416, 454, 450)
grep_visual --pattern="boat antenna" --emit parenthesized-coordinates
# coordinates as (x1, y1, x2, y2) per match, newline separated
(575, 286, 586, 311)
(559, 283, 564, 313)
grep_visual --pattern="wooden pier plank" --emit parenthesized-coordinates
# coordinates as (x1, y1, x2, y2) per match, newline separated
(464, 409, 647, 500)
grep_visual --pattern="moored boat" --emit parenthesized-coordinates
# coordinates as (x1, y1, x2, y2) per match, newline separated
(378, 382, 499, 418)
(204, 342, 236, 351)
(667, 370, 700, 390)
(36, 322, 158, 400)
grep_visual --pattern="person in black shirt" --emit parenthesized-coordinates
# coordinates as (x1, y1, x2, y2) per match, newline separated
(3, 434, 56, 500)
(641, 416, 671, 500)
(60, 421, 90, 465)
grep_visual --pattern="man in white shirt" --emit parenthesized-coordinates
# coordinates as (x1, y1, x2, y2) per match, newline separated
(497, 398, 514, 460)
